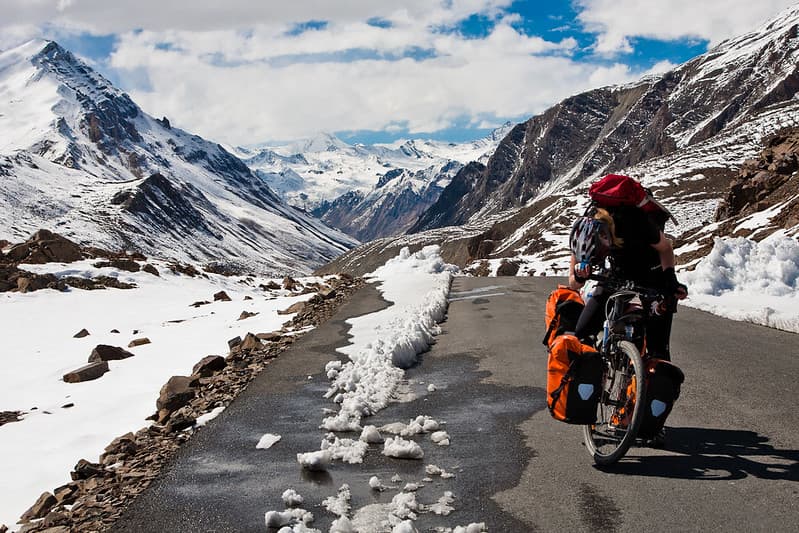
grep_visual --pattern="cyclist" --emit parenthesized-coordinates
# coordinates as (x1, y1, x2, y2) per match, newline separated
(568, 205, 688, 361)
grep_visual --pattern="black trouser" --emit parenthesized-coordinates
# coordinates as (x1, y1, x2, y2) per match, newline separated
(574, 284, 674, 361)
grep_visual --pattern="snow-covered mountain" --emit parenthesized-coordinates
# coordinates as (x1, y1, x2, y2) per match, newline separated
(319, 4, 799, 276)
(234, 125, 513, 240)
(0, 40, 357, 275)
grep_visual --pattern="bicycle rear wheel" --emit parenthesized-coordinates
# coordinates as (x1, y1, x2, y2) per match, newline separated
(583, 340, 645, 465)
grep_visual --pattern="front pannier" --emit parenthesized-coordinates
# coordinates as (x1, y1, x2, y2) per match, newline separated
(638, 358, 685, 438)
(543, 285, 585, 346)
(547, 334, 603, 424)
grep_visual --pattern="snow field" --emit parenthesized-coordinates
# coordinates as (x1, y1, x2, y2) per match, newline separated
(0, 260, 326, 529)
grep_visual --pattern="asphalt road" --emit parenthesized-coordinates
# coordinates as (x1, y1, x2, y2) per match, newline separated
(115, 276, 799, 532)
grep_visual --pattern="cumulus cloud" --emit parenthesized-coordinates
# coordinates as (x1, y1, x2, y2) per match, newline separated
(1, 1, 796, 144)
(107, 19, 625, 144)
(576, 0, 797, 55)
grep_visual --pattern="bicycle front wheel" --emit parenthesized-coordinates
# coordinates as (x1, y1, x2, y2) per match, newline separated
(583, 340, 645, 465)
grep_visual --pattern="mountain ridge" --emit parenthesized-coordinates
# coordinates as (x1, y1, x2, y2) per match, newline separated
(0, 39, 357, 275)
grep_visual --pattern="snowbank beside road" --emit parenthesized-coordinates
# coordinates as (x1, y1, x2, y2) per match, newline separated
(318, 245, 456, 457)
(0, 261, 322, 529)
(681, 236, 799, 333)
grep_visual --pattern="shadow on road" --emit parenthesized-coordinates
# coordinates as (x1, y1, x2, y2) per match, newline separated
(599, 427, 799, 481)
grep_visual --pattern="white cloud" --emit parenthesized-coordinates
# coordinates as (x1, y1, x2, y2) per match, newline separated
(0, 0, 513, 33)
(107, 20, 627, 144)
(576, 0, 798, 55)
(2, 1, 796, 145)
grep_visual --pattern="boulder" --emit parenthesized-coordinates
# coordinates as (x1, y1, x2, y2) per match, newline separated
(213, 290, 231, 302)
(227, 336, 242, 350)
(63, 361, 109, 383)
(156, 376, 197, 414)
(318, 288, 337, 300)
(265, 281, 281, 290)
(192, 355, 226, 377)
(13, 230, 83, 265)
(88, 344, 134, 362)
(103, 432, 138, 457)
(142, 264, 160, 276)
(18, 491, 57, 522)
(16, 273, 59, 293)
(282, 276, 297, 290)
(41, 510, 69, 528)
(71, 459, 104, 480)
(93, 259, 141, 272)
(496, 260, 520, 276)
(191, 300, 211, 308)
(52, 483, 78, 505)
(243, 295, 253, 301)
(239, 333, 263, 352)
(128, 337, 151, 348)
(167, 413, 196, 432)
(277, 301, 306, 315)
(238, 311, 258, 320)
(73, 328, 90, 338)
(256, 331, 283, 342)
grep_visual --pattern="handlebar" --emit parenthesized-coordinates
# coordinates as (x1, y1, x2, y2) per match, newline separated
(587, 274, 664, 301)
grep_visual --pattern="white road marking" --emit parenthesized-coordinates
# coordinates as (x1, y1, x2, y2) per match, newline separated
(448, 292, 506, 302)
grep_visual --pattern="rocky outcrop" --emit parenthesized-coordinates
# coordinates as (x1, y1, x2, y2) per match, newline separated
(3, 229, 82, 264)
(0, 230, 146, 293)
(716, 127, 799, 228)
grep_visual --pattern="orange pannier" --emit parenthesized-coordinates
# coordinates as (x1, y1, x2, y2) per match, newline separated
(546, 334, 603, 424)
(543, 285, 585, 346)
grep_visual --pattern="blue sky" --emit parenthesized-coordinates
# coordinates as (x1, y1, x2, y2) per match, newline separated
(1, 0, 795, 146)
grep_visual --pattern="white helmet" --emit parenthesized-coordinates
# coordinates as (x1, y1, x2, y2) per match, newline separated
(569, 216, 611, 267)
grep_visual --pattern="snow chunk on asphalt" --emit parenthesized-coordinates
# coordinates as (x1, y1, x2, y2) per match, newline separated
(321, 434, 369, 464)
(330, 516, 355, 533)
(431, 431, 450, 446)
(381, 416, 440, 437)
(369, 476, 387, 491)
(296, 450, 331, 471)
(195, 405, 225, 427)
(392, 520, 419, 533)
(265, 508, 314, 529)
(425, 464, 455, 478)
(383, 437, 424, 459)
(256, 433, 282, 449)
(282, 489, 304, 507)
(323, 484, 352, 517)
(430, 492, 456, 516)
(360, 425, 384, 443)
(265, 510, 293, 528)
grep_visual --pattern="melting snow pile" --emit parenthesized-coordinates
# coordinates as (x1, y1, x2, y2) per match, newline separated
(305, 245, 456, 463)
(681, 236, 799, 332)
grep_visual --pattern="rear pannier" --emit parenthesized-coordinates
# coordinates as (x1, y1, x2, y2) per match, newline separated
(638, 358, 685, 439)
(546, 334, 603, 424)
